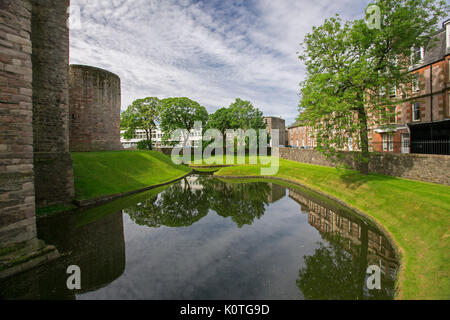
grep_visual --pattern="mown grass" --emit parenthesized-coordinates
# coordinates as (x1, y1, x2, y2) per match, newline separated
(214, 157, 450, 300)
(71, 150, 191, 200)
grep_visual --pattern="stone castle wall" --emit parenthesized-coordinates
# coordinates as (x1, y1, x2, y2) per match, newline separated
(31, 0, 74, 208)
(69, 65, 122, 152)
(279, 147, 450, 185)
(0, 0, 37, 248)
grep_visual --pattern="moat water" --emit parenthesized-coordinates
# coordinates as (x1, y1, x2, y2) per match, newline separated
(0, 174, 399, 300)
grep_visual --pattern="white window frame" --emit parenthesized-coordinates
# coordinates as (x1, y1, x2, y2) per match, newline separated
(411, 46, 424, 65)
(412, 73, 420, 92)
(401, 134, 410, 154)
(382, 134, 393, 152)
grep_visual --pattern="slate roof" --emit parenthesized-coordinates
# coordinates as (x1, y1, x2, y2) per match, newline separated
(410, 25, 449, 71)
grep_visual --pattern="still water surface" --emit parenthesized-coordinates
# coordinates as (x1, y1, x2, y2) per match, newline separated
(0, 174, 399, 300)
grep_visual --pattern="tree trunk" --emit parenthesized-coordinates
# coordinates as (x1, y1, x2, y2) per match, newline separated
(357, 108, 370, 175)
(146, 129, 152, 150)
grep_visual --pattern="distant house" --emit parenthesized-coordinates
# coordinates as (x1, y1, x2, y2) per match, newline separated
(370, 19, 450, 155)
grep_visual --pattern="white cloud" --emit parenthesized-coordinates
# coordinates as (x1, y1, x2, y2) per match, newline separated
(70, 0, 370, 124)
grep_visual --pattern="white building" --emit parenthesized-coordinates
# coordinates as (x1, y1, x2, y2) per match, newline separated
(121, 126, 203, 149)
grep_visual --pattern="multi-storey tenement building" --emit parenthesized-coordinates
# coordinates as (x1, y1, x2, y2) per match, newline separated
(371, 20, 450, 155)
(287, 121, 316, 149)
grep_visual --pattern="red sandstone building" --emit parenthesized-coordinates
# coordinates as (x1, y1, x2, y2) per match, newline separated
(287, 121, 316, 149)
(370, 20, 450, 155)
(289, 20, 450, 155)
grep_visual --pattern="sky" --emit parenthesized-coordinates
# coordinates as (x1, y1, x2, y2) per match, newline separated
(69, 0, 371, 125)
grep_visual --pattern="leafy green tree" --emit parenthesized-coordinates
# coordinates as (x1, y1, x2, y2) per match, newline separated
(228, 98, 266, 131)
(121, 97, 161, 150)
(207, 107, 231, 135)
(298, 0, 447, 174)
(160, 97, 209, 147)
(207, 99, 267, 152)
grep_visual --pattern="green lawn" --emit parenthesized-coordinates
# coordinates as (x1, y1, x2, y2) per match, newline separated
(214, 157, 450, 300)
(71, 150, 191, 200)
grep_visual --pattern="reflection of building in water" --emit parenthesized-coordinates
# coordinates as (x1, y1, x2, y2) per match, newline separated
(267, 183, 286, 203)
(0, 211, 125, 299)
(289, 189, 399, 282)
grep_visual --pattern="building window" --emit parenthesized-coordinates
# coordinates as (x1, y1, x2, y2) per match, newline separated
(382, 134, 394, 152)
(412, 73, 420, 92)
(389, 85, 396, 97)
(411, 47, 423, 65)
(412, 102, 420, 122)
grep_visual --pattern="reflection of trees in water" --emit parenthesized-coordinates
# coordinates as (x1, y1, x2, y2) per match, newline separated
(126, 177, 209, 228)
(202, 177, 271, 228)
(292, 186, 399, 300)
(297, 233, 397, 300)
(297, 235, 363, 300)
(126, 176, 272, 228)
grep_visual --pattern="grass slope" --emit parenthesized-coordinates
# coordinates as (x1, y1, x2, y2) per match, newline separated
(215, 157, 450, 300)
(71, 150, 191, 200)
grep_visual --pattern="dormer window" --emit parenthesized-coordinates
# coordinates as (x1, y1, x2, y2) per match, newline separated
(411, 47, 424, 65)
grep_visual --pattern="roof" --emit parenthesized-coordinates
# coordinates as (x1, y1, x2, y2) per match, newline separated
(287, 120, 307, 129)
(409, 27, 449, 71)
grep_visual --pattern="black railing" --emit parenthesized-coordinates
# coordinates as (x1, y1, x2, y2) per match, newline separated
(410, 140, 450, 155)
(371, 140, 450, 155)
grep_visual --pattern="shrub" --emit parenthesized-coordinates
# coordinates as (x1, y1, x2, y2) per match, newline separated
(136, 139, 153, 150)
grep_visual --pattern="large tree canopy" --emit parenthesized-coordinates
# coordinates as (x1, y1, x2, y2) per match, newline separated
(298, 0, 447, 174)
(228, 98, 266, 131)
(121, 97, 162, 150)
(207, 98, 267, 151)
(160, 97, 209, 146)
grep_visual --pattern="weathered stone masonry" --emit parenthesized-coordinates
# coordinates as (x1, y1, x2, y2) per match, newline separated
(0, 0, 36, 250)
(0, 0, 59, 278)
(1, 0, 123, 278)
(69, 65, 122, 152)
(31, 0, 74, 208)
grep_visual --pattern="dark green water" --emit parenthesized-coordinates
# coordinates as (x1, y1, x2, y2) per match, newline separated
(0, 175, 399, 300)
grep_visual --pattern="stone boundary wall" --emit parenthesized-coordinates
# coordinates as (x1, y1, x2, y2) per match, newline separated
(279, 147, 450, 186)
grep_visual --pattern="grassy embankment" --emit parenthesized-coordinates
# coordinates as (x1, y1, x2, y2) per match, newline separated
(209, 156, 450, 300)
(71, 150, 191, 201)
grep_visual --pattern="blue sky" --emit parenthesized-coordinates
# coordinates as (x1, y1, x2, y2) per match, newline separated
(69, 0, 370, 125)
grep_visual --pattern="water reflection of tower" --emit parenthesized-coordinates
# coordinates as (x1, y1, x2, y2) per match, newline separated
(267, 183, 286, 203)
(0, 211, 126, 299)
(288, 189, 399, 282)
